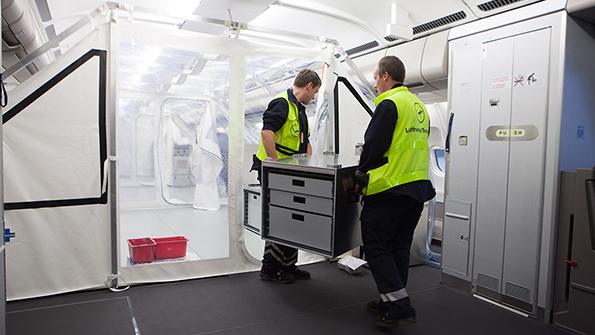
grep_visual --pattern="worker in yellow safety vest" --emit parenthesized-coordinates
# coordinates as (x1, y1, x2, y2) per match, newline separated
(353, 56, 436, 328)
(251, 69, 321, 284)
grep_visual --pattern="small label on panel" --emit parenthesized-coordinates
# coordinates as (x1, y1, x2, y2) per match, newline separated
(491, 76, 511, 89)
(577, 125, 585, 139)
(486, 125, 539, 141)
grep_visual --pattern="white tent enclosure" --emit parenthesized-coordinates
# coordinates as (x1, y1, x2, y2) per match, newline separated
(1, 4, 345, 300)
(3, 15, 111, 299)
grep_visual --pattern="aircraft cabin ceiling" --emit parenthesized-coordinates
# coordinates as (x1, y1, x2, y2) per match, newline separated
(27, 0, 552, 55)
(6, 0, 591, 93)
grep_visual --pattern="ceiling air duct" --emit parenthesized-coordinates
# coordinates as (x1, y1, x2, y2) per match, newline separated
(2, 0, 51, 83)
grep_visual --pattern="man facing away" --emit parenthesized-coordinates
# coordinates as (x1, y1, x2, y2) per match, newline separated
(251, 69, 321, 284)
(354, 56, 435, 327)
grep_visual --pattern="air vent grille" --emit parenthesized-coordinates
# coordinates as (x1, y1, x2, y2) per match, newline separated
(346, 41, 379, 56)
(505, 282, 531, 302)
(412, 11, 467, 35)
(477, 273, 499, 291)
(478, 0, 523, 12)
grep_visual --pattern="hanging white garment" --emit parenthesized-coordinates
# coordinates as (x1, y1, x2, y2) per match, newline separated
(191, 107, 223, 210)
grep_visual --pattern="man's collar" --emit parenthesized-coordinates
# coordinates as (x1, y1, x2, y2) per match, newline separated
(374, 85, 409, 106)
(288, 88, 307, 109)
(287, 88, 300, 105)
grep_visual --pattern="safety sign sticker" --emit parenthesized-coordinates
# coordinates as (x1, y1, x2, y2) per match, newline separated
(491, 75, 511, 89)
(513, 73, 538, 88)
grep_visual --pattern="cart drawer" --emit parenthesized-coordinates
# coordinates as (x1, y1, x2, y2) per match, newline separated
(268, 205, 332, 251)
(269, 189, 333, 216)
(268, 173, 333, 198)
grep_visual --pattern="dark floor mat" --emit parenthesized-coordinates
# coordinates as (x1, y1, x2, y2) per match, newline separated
(189, 284, 568, 335)
(6, 262, 570, 335)
(7, 296, 136, 335)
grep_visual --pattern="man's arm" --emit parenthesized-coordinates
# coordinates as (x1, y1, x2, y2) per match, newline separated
(261, 130, 278, 160)
(307, 143, 312, 156)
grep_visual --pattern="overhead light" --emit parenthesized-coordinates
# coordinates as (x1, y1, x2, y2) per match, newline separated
(385, 1, 412, 41)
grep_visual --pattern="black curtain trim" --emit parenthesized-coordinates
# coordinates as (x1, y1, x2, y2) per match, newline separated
(336, 77, 374, 117)
(3, 49, 108, 211)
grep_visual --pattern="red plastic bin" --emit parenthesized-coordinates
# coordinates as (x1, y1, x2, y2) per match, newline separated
(153, 236, 188, 260)
(128, 238, 156, 264)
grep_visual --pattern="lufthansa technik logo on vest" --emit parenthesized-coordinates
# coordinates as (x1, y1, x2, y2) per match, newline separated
(405, 127, 429, 134)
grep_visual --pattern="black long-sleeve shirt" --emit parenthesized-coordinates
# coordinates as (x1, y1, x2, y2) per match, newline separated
(358, 88, 436, 204)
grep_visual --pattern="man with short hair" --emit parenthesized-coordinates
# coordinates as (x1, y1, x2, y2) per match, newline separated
(251, 68, 321, 283)
(354, 56, 435, 327)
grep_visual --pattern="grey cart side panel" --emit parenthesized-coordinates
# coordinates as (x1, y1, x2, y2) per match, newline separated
(268, 173, 333, 198)
(332, 167, 362, 256)
(268, 206, 332, 252)
(245, 188, 262, 233)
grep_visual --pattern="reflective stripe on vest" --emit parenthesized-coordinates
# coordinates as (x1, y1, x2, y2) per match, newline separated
(256, 91, 302, 160)
(363, 86, 430, 196)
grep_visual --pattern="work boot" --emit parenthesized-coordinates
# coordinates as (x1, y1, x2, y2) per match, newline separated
(366, 299, 389, 315)
(375, 297, 417, 328)
(260, 269, 295, 284)
(286, 267, 311, 280)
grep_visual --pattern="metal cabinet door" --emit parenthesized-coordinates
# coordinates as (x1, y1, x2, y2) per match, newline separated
(502, 28, 551, 305)
(442, 200, 472, 278)
(473, 36, 514, 294)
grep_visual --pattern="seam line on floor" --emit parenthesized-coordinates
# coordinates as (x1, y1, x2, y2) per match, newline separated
(7, 296, 129, 314)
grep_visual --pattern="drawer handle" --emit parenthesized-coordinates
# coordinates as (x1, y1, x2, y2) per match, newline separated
(292, 179, 305, 187)
(291, 213, 305, 221)
(445, 212, 469, 221)
(293, 196, 306, 204)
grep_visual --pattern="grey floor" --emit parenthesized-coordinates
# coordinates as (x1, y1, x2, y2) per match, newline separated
(7, 263, 570, 335)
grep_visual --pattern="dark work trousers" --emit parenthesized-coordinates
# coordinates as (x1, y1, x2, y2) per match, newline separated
(253, 155, 299, 274)
(361, 195, 424, 295)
